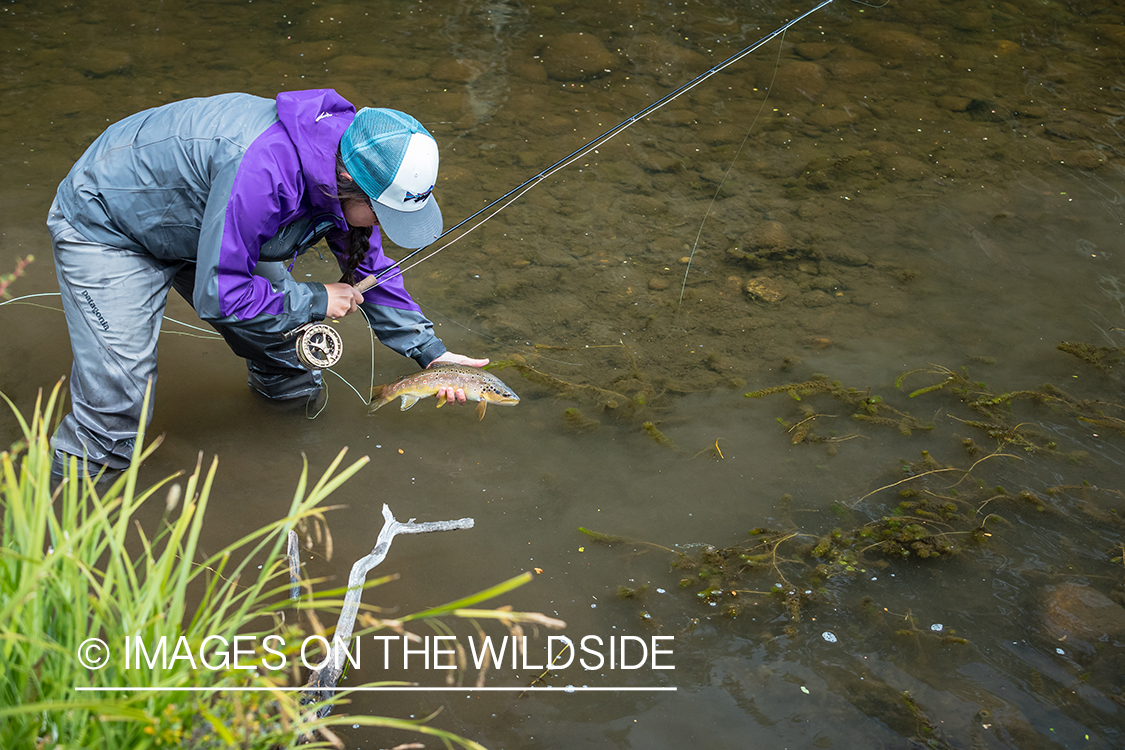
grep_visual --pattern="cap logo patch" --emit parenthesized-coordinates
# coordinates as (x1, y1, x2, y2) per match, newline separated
(404, 186, 434, 204)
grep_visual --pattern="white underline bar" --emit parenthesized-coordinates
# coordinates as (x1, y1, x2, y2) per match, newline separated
(74, 686, 676, 692)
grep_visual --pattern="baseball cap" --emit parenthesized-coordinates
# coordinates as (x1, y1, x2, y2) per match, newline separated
(340, 108, 442, 249)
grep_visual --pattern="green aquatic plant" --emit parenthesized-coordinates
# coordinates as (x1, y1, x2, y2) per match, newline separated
(562, 407, 601, 433)
(490, 359, 635, 411)
(578, 526, 677, 555)
(642, 421, 677, 449)
(747, 374, 933, 443)
(752, 361, 1124, 453)
(1058, 340, 1124, 375)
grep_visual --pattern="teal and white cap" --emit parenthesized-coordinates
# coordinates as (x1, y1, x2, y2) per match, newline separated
(340, 108, 442, 249)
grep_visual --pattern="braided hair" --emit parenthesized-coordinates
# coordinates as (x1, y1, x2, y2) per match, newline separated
(333, 151, 374, 285)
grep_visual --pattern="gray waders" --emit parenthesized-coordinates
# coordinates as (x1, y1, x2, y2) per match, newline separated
(47, 199, 321, 475)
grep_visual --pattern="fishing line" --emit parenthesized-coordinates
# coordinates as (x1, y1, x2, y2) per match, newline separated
(366, 0, 837, 290)
(0, 292, 224, 339)
(675, 25, 790, 318)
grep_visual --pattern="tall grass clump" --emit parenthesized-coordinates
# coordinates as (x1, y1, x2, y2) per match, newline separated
(0, 382, 546, 749)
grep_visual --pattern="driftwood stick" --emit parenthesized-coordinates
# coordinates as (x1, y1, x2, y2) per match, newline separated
(287, 529, 301, 601)
(302, 504, 474, 711)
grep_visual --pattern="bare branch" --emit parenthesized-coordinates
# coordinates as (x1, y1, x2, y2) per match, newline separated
(287, 529, 301, 601)
(303, 504, 474, 712)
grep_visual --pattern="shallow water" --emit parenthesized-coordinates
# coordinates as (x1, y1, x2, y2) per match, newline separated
(3, 0, 1125, 747)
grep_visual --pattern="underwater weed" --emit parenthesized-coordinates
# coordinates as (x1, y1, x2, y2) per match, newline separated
(747, 374, 933, 444)
(1058, 340, 1125, 376)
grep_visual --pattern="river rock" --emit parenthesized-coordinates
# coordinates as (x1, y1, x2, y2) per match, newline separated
(40, 84, 103, 116)
(937, 95, 973, 112)
(952, 11, 991, 32)
(79, 48, 132, 76)
(513, 60, 548, 82)
(330, 55, 392, 75)
(743, 221, 796, 252)
(430, 58, 485, 83)
(852, 28, 941, 60)
(802, 290, 834, 307)
(1042, 583, 1125, 655)
(622, 34, 708, 69)
(824, 248, 869, 266)
(745, 277, 789, 303)
(541, 33, 616, 81)
(281, 40, 339, 63)
(760, 61, 827, 102)
(827, 60, 882, 83)
(1067, 150, 1109, 170)
(885, 155, 929, 181)
(807, 107, 858, 131)
(794, 42, 835, 60)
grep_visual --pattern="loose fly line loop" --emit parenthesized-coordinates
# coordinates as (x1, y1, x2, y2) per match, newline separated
(367, 0, 838, 290)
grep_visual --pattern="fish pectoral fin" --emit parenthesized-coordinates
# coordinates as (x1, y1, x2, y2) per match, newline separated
(435, 397, 446, 409)
(476, 400, 487, 421)
(399, 394, 420, 411)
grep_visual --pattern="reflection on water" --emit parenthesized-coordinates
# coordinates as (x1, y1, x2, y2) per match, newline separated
(3, 0, 1125, 747)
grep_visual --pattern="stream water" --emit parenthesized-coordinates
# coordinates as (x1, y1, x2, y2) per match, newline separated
(3, 0, 1125, 747)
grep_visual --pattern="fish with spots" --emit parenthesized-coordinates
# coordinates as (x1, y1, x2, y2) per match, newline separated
(368, 364, 520, 421)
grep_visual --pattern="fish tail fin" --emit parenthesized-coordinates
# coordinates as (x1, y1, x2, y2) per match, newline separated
(368, 384, 388, 415)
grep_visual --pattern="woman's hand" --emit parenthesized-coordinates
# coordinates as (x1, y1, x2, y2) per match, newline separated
(428, 352, 490, 404)
(324, 282, 363, 320)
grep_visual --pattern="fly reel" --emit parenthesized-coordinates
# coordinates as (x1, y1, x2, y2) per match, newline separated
(289, 275, 376, 369)
(294, 323, 343, 369)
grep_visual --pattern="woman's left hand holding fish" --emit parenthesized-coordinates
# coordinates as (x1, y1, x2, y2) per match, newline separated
(428, 351, 490, 404)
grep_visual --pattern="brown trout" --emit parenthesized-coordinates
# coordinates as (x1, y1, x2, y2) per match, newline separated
(368, 364, 520, 421)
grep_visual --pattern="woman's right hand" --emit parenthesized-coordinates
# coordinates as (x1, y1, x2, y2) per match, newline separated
(324, 282, 363, 320)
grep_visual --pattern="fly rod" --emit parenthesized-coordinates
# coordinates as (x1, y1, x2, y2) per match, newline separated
(365, 0, 836, 289)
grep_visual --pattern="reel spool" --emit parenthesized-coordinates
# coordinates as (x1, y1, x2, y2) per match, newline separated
(295, 323, 343, 369)
(289, 275, 375, 369)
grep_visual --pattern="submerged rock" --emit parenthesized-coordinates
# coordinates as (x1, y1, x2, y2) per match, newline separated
(743, 221, 797, 252)
(430, 58, 485, 83)
(79, 48, 132, 76)
(759, 61, 827, 102)
(1042, 583, 1125, 655)
(937, 95, 973, 112)
(541, 33, 616, 81)
(852, 28, 941, 60)
(745, 277, 788, 303)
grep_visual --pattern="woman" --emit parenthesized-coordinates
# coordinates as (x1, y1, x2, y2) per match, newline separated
(48, 89, 485, 478)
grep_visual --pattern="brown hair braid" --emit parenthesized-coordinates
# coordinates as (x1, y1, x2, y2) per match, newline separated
(333, 151, 374, 285)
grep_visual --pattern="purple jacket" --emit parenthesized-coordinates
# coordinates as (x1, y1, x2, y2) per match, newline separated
(55, 89, 446, 366)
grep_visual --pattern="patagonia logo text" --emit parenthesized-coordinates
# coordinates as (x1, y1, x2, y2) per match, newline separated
(81, 290, 110, 332)
(404, 186, 433, 204)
